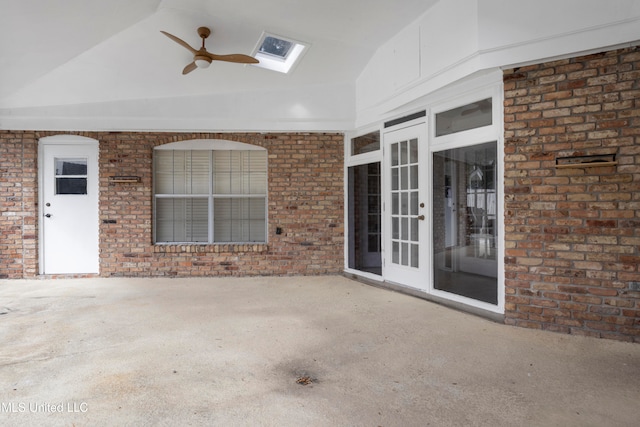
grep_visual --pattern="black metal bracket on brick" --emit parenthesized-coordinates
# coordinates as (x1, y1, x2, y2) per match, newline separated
(555, 154, 617, 168)
(109, 176, 141, 183)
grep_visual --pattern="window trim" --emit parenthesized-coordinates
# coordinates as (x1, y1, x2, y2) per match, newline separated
(427, 84, 505, 314)
(153, 139, 268, 245)
(430, 86, 502, 148)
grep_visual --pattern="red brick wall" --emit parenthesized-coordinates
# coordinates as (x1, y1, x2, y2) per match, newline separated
(503, 47, 640, 342)
(0, 131, 344, 279)
(0, 132, 38, 278)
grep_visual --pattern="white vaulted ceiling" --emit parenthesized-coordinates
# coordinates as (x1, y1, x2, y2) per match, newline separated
(0, 0, 439, 131)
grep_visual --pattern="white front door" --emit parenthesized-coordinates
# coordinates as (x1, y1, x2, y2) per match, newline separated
(40, 138, 99, 274)
(383, 123, 427, 289)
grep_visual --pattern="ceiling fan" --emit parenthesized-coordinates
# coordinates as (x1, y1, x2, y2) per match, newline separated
(161, 27, 259, 75)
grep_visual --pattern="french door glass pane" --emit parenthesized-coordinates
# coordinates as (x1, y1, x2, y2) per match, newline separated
(433, 141, 497, 304)
(392, 169, 399, 190)
(390, 140, 419, 268)
(410, 139, 418, 163)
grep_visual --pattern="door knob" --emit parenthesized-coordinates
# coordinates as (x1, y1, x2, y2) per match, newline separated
(416, 215, 425, 221)
(45, 213, 52, 218)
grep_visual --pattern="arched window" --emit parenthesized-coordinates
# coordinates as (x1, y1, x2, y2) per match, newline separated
(153, 140, 267, 244)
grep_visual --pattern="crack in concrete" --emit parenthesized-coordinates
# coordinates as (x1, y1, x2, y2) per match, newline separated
(0, 343, 126, 368)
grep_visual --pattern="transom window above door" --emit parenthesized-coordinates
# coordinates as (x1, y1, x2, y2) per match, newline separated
(153, 140, 267, 244)
(435, 98, 492, 137)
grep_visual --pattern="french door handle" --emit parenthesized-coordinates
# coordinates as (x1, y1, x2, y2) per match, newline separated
(416, 215, 425, 221)
(45, 213, 52, 218)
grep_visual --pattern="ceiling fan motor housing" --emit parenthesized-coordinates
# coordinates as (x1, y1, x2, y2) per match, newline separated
(194, 54, 212, 68)
(197, 27, 211, 39)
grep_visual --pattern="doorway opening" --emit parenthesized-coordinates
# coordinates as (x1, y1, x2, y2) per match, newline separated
(347, 162, 382, 275)
(432, 142, 497, 304)
(38, 136, 99, 275)
(346, 77, 504, 314)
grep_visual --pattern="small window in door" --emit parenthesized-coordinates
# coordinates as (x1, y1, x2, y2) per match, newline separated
(55, 158, 88, 195)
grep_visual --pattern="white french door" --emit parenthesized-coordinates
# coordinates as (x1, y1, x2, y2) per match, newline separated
(40, 138, 99, 274)
(383, 123, 427, 289)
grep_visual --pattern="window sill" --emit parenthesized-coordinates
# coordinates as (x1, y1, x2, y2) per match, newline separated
(153, 244, 268, 254)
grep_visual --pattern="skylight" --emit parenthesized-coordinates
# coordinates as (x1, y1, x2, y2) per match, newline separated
(259, 36, 293, 59)
(252, 33, 308, 74)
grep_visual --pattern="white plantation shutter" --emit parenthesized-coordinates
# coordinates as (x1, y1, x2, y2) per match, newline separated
(188, 151, 210, 194)
(155, 150, 209, 195)
(212, 150, 267, 194)
(156, 198, 209, 242)
(154, 150, 175, 194)
(213, 197, 266, 242)
(154, 142, 267, 244)
(248, 151, 267, 194)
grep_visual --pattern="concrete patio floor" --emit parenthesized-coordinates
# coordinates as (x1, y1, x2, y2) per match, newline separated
(0, 275, 638, 426)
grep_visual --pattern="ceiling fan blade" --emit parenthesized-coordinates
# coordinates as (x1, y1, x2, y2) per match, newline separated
(208, 53, 259, 64)
(161, 31, 197, 54)
(182, 62, 197, 75)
